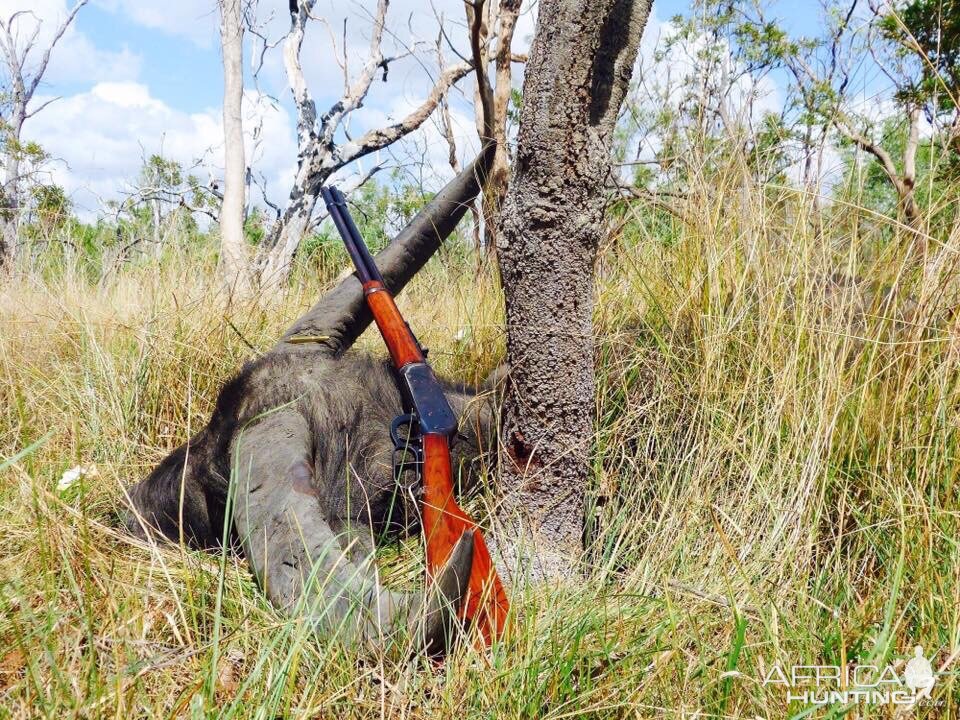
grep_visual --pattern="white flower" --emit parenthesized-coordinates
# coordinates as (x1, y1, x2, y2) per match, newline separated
(904, 646, 935, 693)
(58, 464, 98, 491)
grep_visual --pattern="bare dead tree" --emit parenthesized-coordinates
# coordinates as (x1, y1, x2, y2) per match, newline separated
(465, 0, 522, 251)
(434, 22, 483, 254)
(218, 0, 253, 297)
(0, 0, 88, 270)
(494, 0, 652, 581)
(771, 0, 931, 241)
(256, 0, 473, 288)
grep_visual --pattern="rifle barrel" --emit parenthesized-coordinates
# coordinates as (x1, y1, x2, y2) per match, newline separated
(321, 186, 384, 286)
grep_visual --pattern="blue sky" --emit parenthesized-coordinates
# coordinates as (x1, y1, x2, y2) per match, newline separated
(5, 0, 866, 219)
(74, 4, 222, 112)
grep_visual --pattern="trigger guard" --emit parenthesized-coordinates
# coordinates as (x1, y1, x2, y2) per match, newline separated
(390, 414, 423, 483)
(390, 413, 417, 448)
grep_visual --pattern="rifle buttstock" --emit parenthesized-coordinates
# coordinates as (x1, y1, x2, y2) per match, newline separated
(422, 433, 509, 644)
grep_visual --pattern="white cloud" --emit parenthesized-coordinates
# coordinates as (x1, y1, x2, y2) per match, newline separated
(250, 0, 540, 118)
(619, 11, 795, 185)
(15, 0, 685, 223)
(0, 0, 141, 87)
(847, 89, 935, 139)
(252, 0, 472, 102)
(242, 91, 298, 208)
(637, 14, 781, 123)
(24, 82, 298, 218)
(241, 0, 497, 194)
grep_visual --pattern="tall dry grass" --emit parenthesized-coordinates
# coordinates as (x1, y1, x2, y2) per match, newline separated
(1, 176, 958, 718)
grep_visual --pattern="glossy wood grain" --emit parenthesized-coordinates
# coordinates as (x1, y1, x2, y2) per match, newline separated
(421, 433, 509, 643)
(362, 279, 509, 645)
(363, 282, 424, 367)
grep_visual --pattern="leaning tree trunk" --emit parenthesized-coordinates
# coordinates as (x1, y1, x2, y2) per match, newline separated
(494, 0, 651, 581)
(218, 0, 253, 296)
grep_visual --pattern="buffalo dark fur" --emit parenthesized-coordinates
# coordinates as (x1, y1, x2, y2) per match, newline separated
(125, 346, 498, 650)
(127, 349, 495, 547)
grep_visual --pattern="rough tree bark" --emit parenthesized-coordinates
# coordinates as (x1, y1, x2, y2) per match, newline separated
(218, 0, 253, 296)
(0, 0, 87, 270)
(494, 0, 651, 580)
(256, 0, 472, 288)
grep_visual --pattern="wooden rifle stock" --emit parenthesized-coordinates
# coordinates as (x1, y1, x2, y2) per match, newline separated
(322, 186, 508, 645)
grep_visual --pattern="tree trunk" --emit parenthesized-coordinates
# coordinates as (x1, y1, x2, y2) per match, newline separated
(900, 105, 922, 246)
(152, 198, 162, 255)
(468, 0, 520, 254)
(494, 0, 651, 581)
(259, 183, 320, 288)
(0, 112, 24, 271)
(834, 106, 924, 252)
(0, 159, 18, 270)
(482, 0, 520, 251)
(218, 0, 252, 297)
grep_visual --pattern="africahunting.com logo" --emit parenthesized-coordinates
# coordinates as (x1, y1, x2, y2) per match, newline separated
(763, 646, 938, 706)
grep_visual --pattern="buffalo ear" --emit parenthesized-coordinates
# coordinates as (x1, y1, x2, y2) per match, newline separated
(481, 363, 510, 394)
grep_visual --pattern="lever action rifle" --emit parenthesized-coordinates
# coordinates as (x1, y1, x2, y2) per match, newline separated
(321, 185, 509, 646)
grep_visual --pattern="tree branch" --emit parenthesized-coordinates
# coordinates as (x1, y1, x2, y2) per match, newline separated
(283, 0, 318, 150)
(27, 0, 88, 100)
(466, 0, 495, 141)
(25, 95, 61, 119)
(833, 114, 905, 195)
(331, 60, 472, 167)
(316, 0, 389, 147)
